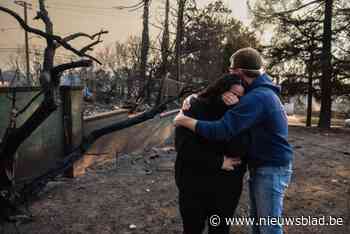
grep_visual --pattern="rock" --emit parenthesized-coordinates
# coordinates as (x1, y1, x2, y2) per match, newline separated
(345, 119, 350, 128)
(129, 224, 137, 229)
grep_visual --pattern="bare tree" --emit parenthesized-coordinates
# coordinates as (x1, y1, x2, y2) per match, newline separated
(175, 0, 187, 85)
(0, 0, 107, 189)
(139, 0, 151, 100)
(249, 0, 349, 128)
(115, 1, 152, 102)
(156, 0, 170, 105)
(318, 0, 334, 128)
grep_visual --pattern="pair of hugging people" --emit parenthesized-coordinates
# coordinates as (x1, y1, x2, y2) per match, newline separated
(174, 47, 293, 234)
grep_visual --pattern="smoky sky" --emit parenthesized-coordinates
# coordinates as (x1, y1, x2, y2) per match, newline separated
(0, 0, 251, 68)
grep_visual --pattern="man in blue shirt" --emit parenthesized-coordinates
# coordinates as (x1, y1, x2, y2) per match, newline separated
(174, 47, 293, 234)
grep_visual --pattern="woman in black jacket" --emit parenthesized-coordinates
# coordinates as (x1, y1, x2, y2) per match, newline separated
(175, 74, 249, 234)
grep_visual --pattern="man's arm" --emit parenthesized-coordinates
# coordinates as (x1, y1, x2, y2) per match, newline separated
(195, 93, 264, 141)
(174, 92, 264, 141)
(174, 91, 240, 131)
(174, 110, 198, 131)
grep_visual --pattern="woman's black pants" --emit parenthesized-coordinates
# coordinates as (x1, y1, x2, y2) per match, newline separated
(178, 172, 244, 234)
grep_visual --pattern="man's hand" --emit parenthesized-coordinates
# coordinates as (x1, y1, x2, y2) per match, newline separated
(182, 94, 198, 110)
(222, 92, 239, 106)
(173, 110, 185, 127)
(174, 110, 197, 131)
(221, 157, 241, 171)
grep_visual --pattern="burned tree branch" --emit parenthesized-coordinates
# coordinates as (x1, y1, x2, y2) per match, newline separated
(15, 90, 44, 118)
(0, 0, 106, 203)
(15, 85, 196, 205)
(80, 40, 103, 54)
(114, 1, 144, 11)
(0, 98, 57, 179)
(56, 30, 108, 48)
(0, 6, 48, 39)
(0, 6, 104, 64)
(273, 0, 322, 16)
(86, 86, 194, 144)
(36, 0, 52, 29)
(51, 60, 93, 77)
(37, 0, 54, 73)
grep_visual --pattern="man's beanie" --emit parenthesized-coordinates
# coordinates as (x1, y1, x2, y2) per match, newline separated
(230, 47, 263, 70)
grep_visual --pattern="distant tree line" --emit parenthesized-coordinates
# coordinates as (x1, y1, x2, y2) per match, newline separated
(91, 0, 259, 108)
(249, 0, 350, 128)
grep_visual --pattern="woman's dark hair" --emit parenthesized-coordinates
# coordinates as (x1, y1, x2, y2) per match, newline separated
(198, 74, 242, 102)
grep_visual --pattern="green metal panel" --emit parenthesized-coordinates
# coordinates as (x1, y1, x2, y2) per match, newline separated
(0, 87, 82, 180)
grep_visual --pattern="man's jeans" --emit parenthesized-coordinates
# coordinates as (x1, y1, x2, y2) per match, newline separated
(249, 163, 292, 234)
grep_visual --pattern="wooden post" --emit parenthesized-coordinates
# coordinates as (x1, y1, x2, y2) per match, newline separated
(61, 86, 84, 177)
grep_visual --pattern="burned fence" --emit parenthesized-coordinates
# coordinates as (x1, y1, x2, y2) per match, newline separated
(0, 86, 83, 180)
(0, 86, 177, 181)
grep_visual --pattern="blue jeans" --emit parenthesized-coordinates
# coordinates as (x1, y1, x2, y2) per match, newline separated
(249, 163, 292, 234)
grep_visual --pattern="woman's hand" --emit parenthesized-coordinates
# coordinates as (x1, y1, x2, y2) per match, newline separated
(222, 92, 239, 106)
(173, 110, 197, 131)
(182, 94, 198, 110)
(221, 157, 241, 171)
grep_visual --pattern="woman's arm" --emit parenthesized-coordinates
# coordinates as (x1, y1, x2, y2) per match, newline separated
(175, 125, 238, 172)
(175, 126, 224, 172)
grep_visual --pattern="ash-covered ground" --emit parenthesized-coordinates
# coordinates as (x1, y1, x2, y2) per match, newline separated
(2, 126, 350, 234)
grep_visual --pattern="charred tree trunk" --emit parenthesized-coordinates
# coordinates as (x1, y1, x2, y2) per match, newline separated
(175, 0, 186, 90)
(0, 99, 57, 187)
(145, 66, 154, 102)
(156, 0, 170, 105)
(306, 67, 314, 127)
(318, 0, 333, 129)
(139, 0, 150, 100)
(0, 0, 105, 191)
(306, 42, 316, 127)
(161, 0, 170, 72)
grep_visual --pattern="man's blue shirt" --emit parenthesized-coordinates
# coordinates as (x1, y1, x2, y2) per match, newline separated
(195, 73, 293, 167)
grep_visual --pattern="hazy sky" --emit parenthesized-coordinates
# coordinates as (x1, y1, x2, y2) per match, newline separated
(0, 0, 251, 68)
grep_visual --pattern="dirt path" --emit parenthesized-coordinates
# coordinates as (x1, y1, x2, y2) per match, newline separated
(2, 126, 350, 234)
